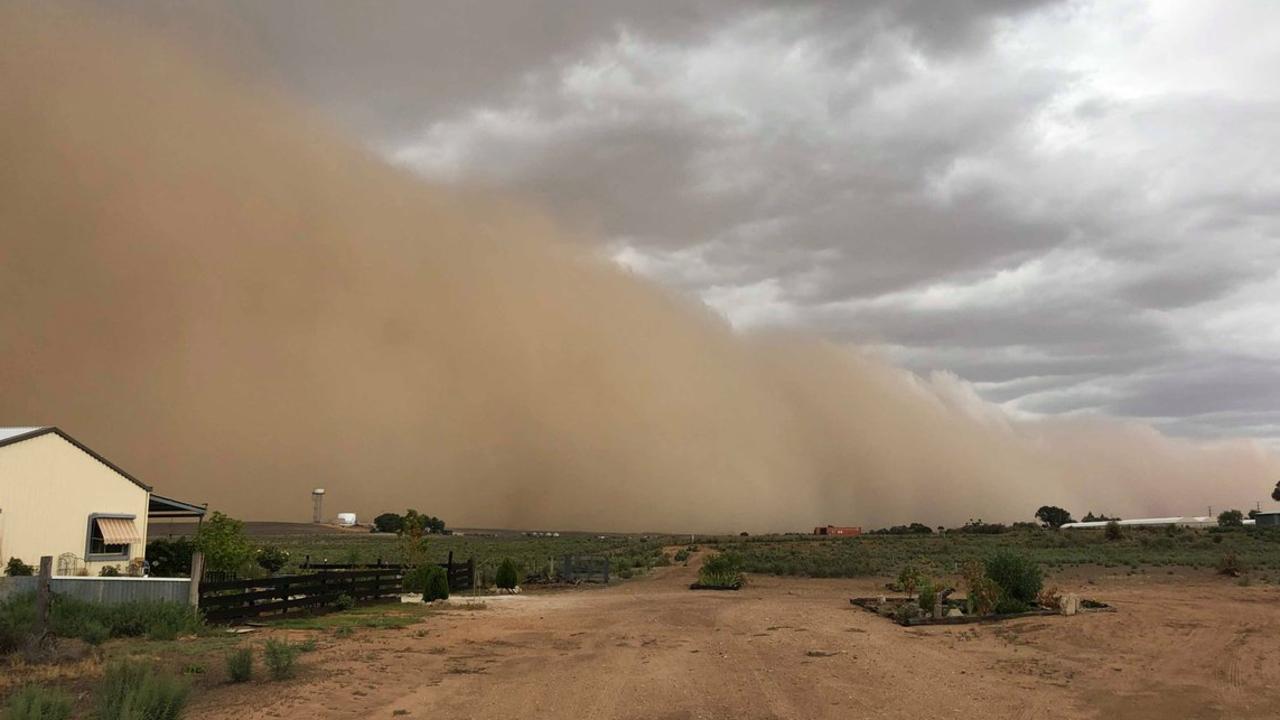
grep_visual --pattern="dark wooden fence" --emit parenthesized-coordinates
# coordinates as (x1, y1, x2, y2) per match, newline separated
(199, 568, 404, 622)
(559, 555, 610, 583)
(299, 553, 475, 591)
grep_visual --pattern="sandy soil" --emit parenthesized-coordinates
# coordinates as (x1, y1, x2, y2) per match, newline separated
(187, 551, 1280, 720)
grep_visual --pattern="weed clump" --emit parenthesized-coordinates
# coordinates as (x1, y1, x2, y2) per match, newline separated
(94, 660, 190, 720)
(226, 647, 253, 683)
(4, 685, 72, 720)
(262, 639, 300, 680)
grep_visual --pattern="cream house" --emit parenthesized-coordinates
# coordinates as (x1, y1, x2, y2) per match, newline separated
(0, 427, 205, 575)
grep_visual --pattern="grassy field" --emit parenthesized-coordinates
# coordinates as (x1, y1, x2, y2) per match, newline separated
(710, 526, 1280, 580)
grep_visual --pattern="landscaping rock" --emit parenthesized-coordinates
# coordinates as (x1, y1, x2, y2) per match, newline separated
(1059, 593, 1080, 616)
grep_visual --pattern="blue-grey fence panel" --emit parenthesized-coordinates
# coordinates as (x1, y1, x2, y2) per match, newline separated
(0, 576, 189, 604)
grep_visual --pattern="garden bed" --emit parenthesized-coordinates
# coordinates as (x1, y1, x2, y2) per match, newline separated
(850, 596, 1113, 626)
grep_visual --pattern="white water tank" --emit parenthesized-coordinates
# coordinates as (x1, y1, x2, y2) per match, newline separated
(336, 512, 357, 526)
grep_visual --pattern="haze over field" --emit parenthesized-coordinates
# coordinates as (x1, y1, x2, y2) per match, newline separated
(1, 5, 1277, 531)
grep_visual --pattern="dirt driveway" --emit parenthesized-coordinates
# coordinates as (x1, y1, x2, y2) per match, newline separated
(189, 553, 1280, 720)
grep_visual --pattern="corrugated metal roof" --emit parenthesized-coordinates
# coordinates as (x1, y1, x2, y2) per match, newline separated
(0, 426, 48, 442)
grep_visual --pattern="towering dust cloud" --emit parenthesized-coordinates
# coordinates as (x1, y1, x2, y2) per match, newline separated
(2, 7, 1276, 531)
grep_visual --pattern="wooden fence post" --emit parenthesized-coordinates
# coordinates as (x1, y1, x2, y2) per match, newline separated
(188, 551, 204, 608)
(33, 556, 53, 641)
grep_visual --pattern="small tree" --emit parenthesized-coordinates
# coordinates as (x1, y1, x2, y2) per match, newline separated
(372, 513, 404, 534)
(1217, 509, 1244, 528)
(1035, 506, 1074, 528)
(195, 511, 254, 575)
(1273, 481, 1280, 503)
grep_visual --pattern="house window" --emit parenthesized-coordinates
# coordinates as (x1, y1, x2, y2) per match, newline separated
(85, 515, 140, 560)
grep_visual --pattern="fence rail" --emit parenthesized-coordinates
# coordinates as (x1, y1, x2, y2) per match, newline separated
(200, 568, 404, 622)
(300, 553, 475, 591)
(559, 555, 611, 583)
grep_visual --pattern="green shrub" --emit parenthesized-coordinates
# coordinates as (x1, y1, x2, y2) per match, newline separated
(1218, 552, 1244, 576)
(5, 557, 35, 577)
(262, 639, 299, 680)
(403, 565, 448, 598)
(144, 538, 196, 578)
(4, 685, 73, 720)
(697, 553, 745, 588)
(225, 647, 253, 683)
(98, 565, 121, 577)
(255, 546, 290, 574)
(1104, 521, 1124, 542)
(94, 660, 190, 720)
(295, 637, 318, 653)
(424, 566, 449, 601)
(673, 549, 691, 563)
(334, 594, 356, 611)
(984, 551, 1042, 605)
(495, 559, 519, 590)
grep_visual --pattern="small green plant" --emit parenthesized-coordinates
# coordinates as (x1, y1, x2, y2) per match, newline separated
(334, 593, 356, 611)
(916, 580, 941, 615)
(961, 560, 999, 615)
(94, 660, 190, 720)
(98, 565, 121, 577)
(263, 639, 300, 680)
(5, 557, 35, 577)
(333, 626, 354, 638)
(896, 558, 939, 597)
(673, 549, 691, 563)
(4, 685, 73, 720)
(295, 637, 318, 652)
(226, 647, 254, 683)
(495, 558, 519, 590)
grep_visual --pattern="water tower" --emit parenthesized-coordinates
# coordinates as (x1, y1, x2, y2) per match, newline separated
(311, 488, 325, 523)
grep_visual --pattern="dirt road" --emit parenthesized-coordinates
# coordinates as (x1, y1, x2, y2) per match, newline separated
(190, 553, 1280, 720)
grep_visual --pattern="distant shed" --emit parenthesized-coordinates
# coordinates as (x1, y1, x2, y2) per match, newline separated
(1254, 512, 1280, 528)
(814, 525, 862, 536)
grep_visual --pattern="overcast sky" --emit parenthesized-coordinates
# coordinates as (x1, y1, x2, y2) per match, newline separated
(143, 0, 1280, 448)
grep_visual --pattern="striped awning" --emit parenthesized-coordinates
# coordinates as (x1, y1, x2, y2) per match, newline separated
(96, 517, 141, 544)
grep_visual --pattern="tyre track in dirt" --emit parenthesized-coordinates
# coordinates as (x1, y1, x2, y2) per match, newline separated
(187, 556, 1280, 720)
